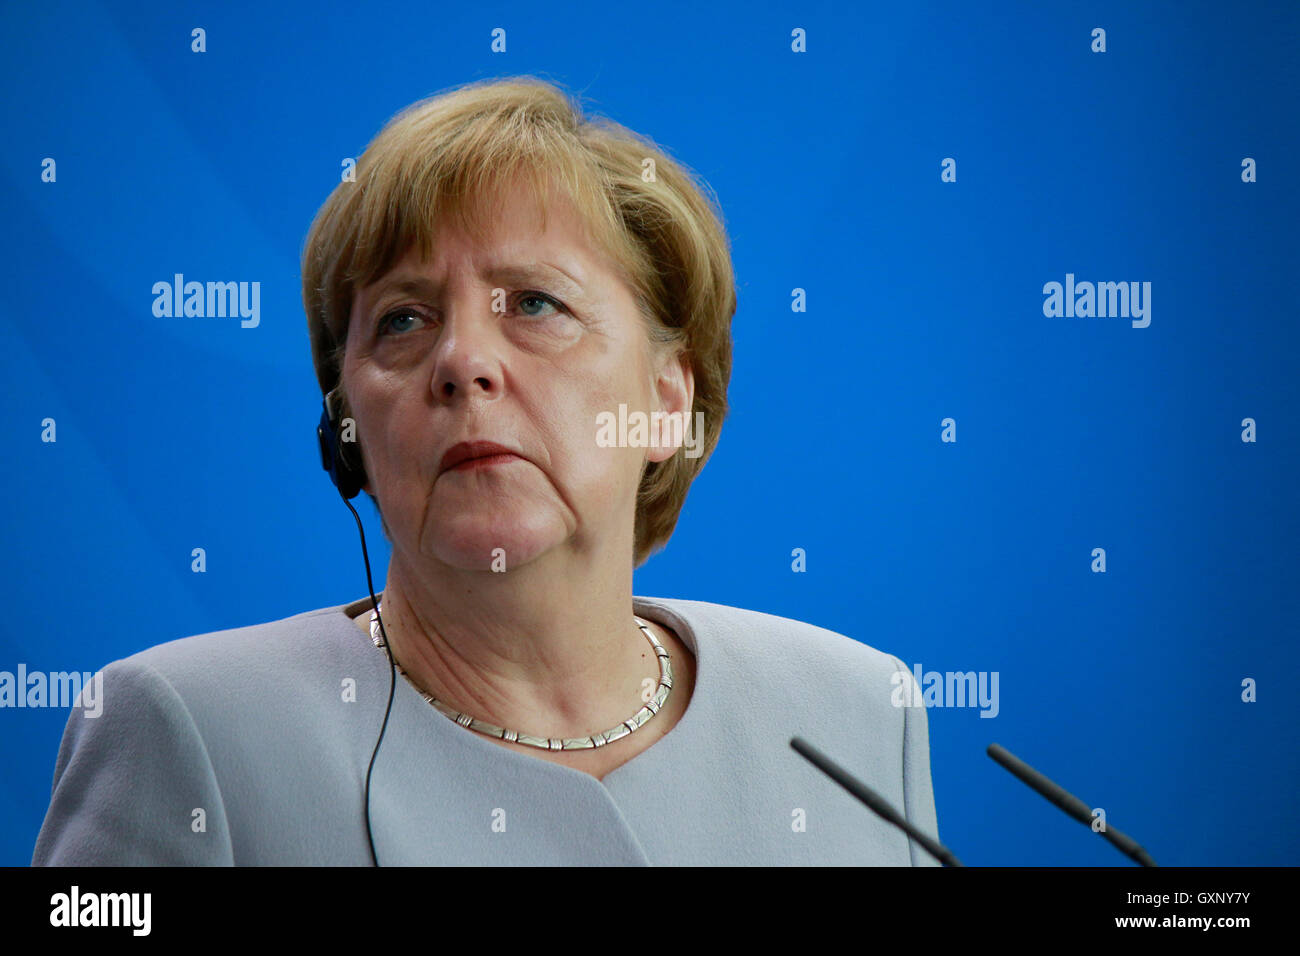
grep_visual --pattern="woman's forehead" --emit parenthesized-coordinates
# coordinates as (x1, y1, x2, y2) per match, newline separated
(364, 192, 614, 296)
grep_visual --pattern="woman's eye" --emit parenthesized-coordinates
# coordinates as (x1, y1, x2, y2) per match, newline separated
(517, 292, 563, 318)
(378, 293, 565, 336)
(378, 310, 425, 335)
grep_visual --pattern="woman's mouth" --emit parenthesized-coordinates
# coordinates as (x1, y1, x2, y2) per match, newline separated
(446, 453, 523, 472)
(439, 440, 525, 473)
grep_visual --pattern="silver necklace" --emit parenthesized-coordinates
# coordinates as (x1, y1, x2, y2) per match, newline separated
(369, 603, 673, 751)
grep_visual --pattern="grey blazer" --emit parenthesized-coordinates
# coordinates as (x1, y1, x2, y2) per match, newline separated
(32, 595, 940, 865)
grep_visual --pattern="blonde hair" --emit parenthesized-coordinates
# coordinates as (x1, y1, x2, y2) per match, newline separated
(302, 75, 735, 566)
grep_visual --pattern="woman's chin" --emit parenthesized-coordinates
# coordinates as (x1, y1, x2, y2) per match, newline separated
(423, 516, 566, 572)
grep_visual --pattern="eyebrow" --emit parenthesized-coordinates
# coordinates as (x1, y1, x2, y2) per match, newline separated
(368, 262, 588, 303)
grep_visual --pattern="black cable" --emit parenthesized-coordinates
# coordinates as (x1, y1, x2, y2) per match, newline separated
(341, 494, 396, 868)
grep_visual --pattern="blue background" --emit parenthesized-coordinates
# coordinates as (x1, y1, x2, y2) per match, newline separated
(2, 0, 1297, 866)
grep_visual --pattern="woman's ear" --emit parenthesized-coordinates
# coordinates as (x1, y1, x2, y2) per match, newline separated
(644, 348, 696, 465)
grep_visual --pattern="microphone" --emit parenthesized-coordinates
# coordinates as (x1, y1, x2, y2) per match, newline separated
(790, 736, 964, 867)
(987, 743, 1157, 867)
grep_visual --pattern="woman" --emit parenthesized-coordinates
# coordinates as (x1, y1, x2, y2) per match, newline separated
(32, 76, 939, 866)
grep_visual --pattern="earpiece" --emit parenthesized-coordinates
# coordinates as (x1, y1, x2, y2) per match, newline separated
(315, 384, 393, 866)
(316, 387, 367, 499)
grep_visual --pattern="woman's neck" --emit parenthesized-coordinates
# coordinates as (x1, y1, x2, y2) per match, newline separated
(374, 547, 657, 740)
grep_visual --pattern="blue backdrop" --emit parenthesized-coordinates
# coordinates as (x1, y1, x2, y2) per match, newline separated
(2, 0, 1297, 866)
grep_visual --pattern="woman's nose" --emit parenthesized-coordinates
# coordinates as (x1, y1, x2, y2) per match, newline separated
(429, 301, 504, 403)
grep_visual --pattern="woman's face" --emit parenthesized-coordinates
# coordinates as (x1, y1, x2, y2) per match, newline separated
(342, 178, 690, 572)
